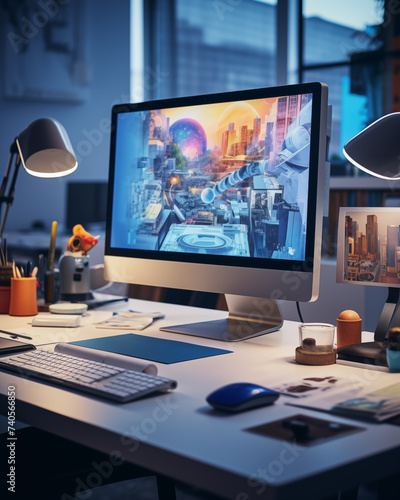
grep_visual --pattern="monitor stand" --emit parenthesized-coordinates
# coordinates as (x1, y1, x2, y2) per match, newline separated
(337, 287, 400, 367)
(160, 294, 283, 342)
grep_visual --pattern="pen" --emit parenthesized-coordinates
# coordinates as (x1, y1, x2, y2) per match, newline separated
(0, 329, 33, 340)
(0, 241, 5, 266)
(129, 310, 165, 319)
(4, 238, 7, 265)
(47, 221, 57, 272)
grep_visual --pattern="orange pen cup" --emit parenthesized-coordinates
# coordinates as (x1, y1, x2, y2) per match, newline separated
(9, 277, 38, 316)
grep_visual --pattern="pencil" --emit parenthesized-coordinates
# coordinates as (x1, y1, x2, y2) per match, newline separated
(0, 241, 5, 266)
(47, 221, 57, 272)
(4, 238, 7, 265)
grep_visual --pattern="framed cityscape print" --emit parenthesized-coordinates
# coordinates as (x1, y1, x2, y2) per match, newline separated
(337, 207, 400, 287)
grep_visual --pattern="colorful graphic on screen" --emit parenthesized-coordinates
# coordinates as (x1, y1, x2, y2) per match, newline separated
(341, 209, 400, 285)
(110, 93, 313, 260)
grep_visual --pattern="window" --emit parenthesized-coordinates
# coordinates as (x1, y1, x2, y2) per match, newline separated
(301, 0, 385, 159)
(136, 0, 394, 163)
(133, 0, 400, 257)
(139, 0, 277, 100)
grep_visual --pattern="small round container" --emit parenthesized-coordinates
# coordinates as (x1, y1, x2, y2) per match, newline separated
(296, 323, 336, 365)
(336, 310, 362, 348)
(386, 327, 400, 371)
(386, 349, 400, 372)
(299, 323, 335, 351)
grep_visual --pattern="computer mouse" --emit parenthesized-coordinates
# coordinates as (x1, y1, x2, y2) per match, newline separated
(206, 382, 280, 413)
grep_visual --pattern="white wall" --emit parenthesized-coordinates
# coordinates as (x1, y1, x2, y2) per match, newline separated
(0, 0, 131, 234)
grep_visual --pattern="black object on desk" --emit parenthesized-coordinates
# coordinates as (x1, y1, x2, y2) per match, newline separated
(336, 287, 400, 368)
(247, 414, 364, 446)
(337, 341, 387, 366)
(85, 296, 129, 309)
(0, 337, 36, 355)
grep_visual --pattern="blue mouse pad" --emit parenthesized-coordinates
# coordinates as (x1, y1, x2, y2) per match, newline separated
(69, 333, 233, 364)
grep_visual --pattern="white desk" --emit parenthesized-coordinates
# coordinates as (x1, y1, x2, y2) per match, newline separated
(1, 299, 400, 500)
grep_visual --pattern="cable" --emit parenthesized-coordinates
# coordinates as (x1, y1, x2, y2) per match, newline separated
(296, 301, 304, 323)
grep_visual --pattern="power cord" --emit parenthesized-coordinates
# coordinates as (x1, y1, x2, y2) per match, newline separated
(296, 301, 304, 323)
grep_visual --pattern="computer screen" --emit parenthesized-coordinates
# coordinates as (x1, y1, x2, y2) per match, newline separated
(104, 83, 328, 341)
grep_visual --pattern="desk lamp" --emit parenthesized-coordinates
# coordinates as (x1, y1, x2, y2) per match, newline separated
(0, 118, 77, 239)
(341, 112, 400, 365)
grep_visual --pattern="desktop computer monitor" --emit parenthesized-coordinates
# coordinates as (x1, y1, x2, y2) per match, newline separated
(104, 82, 329, 341)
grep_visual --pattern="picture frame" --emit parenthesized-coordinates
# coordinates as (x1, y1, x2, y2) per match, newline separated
(337, 207, 400, 287)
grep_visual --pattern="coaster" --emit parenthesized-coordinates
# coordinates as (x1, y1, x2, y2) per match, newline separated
(295, 347, 336, 365)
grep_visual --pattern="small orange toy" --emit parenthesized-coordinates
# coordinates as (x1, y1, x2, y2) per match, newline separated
(67, 224, 99, 255)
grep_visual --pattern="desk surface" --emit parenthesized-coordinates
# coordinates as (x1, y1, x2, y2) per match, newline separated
(1, 298, 400, 500)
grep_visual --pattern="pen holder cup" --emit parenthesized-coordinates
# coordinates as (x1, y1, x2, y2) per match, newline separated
(0, 286, 11, 313)
(9, 277, 38, 316)
(0, 265, 13, 285)
(0, 265, 14, 313)
(45, 269, 60, 304)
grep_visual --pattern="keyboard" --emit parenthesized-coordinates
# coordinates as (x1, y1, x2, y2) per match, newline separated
(0, 349, 177, 403)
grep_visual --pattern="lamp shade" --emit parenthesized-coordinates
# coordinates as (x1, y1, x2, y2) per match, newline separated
(15, 118, 78, 178)
(343, 112, 400, 180)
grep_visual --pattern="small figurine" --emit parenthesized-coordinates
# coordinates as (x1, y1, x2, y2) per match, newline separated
(67, 224, 99, 255)
(336, 310, 362, 348)
(59, 224, 99, 301)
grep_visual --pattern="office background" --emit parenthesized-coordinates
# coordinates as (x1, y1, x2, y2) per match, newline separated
(0, 0, 131, 232)
(0, 3, 399, 499)
(0, 0, 397, 329)
(0, 0, 393, 234)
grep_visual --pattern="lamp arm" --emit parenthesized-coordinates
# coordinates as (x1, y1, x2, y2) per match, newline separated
(374, 287, 400, 342)
(0, 149, 21, 241)
(0, 142, 17, 201)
